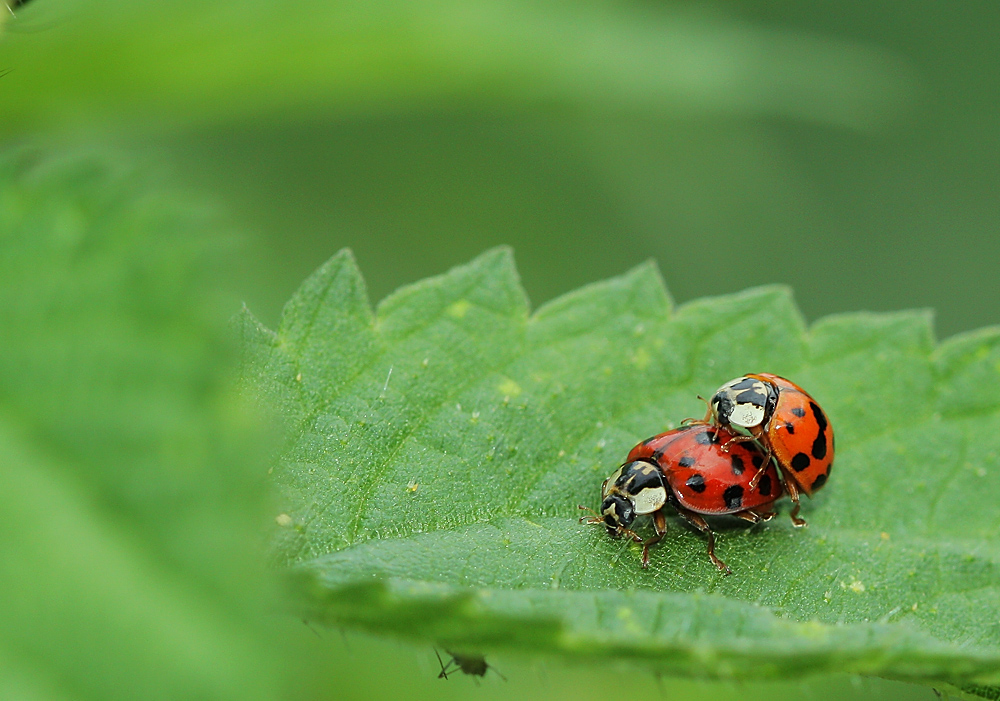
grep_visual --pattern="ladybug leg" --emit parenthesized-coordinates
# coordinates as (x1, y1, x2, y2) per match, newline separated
(747, 448, 774, 489)
(733, 508, 777, 524)
(675, 507, 731, 575)
(640, 509, 668, 568)
(784, 479, 808, 528)
(719, 435, 757, 453)
(721, 425, 767, 454)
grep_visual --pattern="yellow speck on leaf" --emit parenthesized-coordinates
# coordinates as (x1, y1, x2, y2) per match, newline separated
(841, 579, 866, 593)
(631, 347, 651, 370)
(275, 513, 293, 527)
(498, 377, 522, 398)
(406, 481, 419, 493)
(447, 300, 471, 318)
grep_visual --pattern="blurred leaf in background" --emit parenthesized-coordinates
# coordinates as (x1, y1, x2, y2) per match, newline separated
(0, 149, 285, 700)
(4, 0, 998, 338)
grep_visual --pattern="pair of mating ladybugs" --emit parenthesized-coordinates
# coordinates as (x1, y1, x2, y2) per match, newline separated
(582, 373, 833, 574)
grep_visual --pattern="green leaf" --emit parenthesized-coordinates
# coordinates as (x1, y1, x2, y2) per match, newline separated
(1, 0, 909, 133)
(0, 149, 282, 700)
(251, 248, 1000, 693)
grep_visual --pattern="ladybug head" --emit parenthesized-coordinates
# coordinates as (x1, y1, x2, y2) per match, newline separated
(598, 460, 668, 534)
(599, 493, 635, 533)
(711, 375, 778, 432)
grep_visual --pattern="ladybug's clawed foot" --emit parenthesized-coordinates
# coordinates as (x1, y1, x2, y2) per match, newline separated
(709, 553, 732, 576)
(639, 533, 665, 569)
(789, 503, 807, 528)
(704, 531, 732, 575)
(704, 527, 731, 575)
(734, 508, 776, 525)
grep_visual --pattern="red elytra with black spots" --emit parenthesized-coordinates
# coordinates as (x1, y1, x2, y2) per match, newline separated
(626, 424, 783, 515)
(748, 373, 834, 498)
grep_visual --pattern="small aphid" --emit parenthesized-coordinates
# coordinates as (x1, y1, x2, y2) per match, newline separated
(435, 649, 505, 681)
(2, 0, 32, 38)
(5, 0, 33, 15)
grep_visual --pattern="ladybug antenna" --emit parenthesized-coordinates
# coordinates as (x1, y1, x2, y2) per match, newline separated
(577, 504, 603, 524)
(681, 395, 714, 426)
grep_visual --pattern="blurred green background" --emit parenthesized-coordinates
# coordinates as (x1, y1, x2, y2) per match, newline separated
(4, 0, 1000, 338)
(2, 0, 994, 699)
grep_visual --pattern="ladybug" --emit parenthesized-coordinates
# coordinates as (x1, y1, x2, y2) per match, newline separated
(581, 424, 782, 574)
(707, 373, 834, 526)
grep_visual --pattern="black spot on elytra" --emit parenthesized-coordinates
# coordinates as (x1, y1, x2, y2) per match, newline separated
(723, 484, 744, 510)
(730, 454, 744, 475)
(694, 430, 714, 445)
(812, 436, 827, 460)
(791, 452, 811, 472)
(785, 422, 795, 434)
(791, 407, 806, 417)
(678, 456, 696, 467)
(757, 473, 773, 497)
(652, 448, 665, 461)
(809, 401, 829, 460)
(641, 435, 659, 447)
(751, 454, 764, 469)
(812, 473, 828, 491)
(685, 474, 706, 493)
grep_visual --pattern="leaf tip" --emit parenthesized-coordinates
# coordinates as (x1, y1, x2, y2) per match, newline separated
(376, 246, 529, 328)
(808, 307, 936, 362)
(279, 247, 373, 342)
